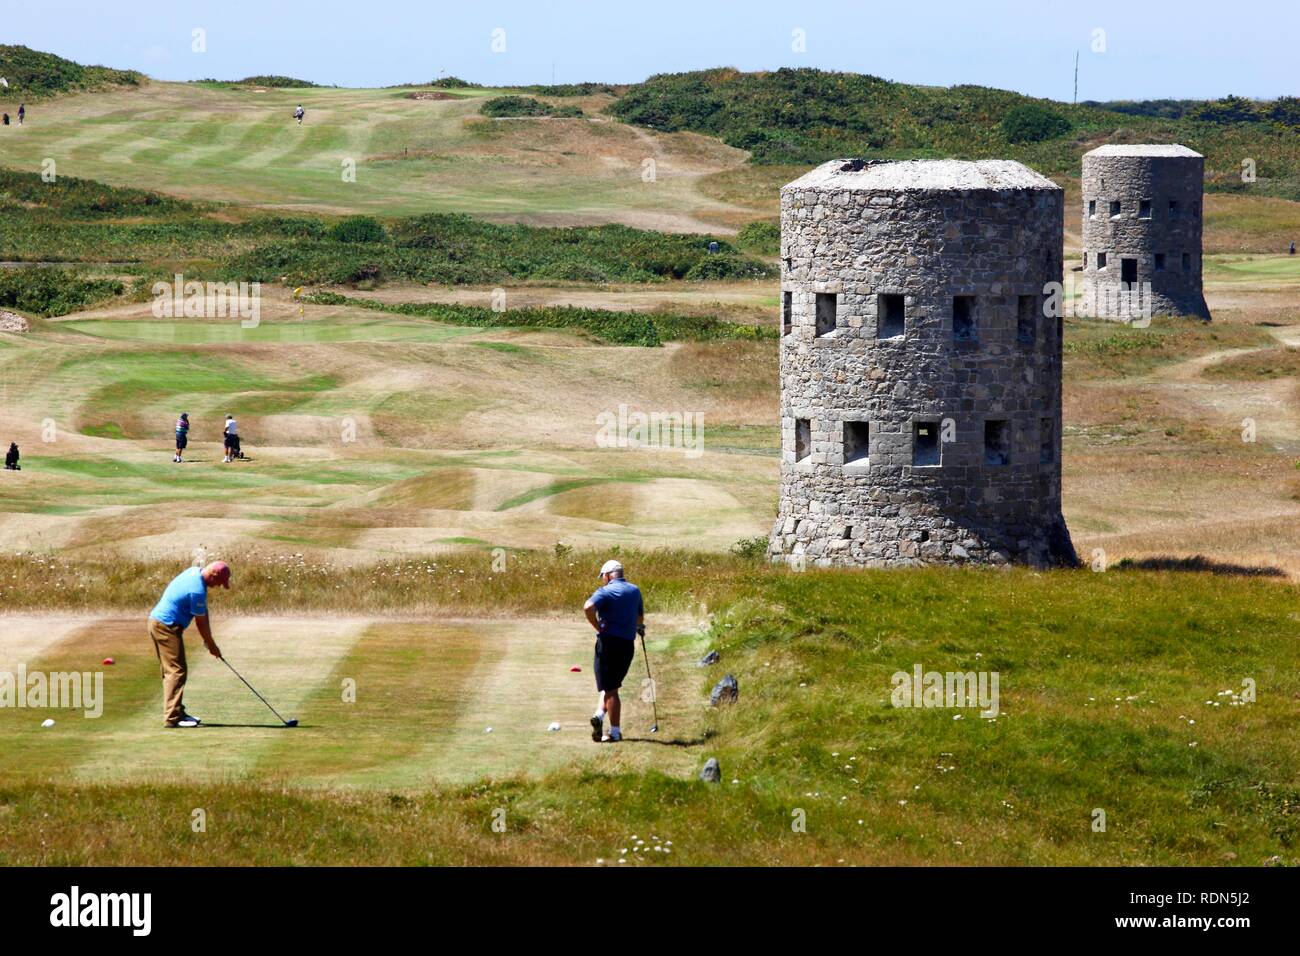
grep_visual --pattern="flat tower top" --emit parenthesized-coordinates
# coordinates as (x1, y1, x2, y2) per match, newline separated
(784, 158, 1060, 193)
(1084, 143, 1202, 158)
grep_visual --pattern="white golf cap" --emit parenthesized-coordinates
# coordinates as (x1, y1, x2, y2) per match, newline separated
(599, 559, 623, 577)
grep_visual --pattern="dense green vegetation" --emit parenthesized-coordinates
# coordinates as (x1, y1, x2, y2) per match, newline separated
(0, 168, 190, 218)
(1001, 103, 1072, 144)
(0, 44, 140, 97)
(0, 267, 124, 317)
(609, 68, 1300, 198)
(515, 82, 616, 97)
(480, 95, 583, 118)
(194, 75, 321, 89)
(304, 291, 775, 346)
(427, 76, 477, 89)
(229, 213, 772, 285)
(236, 75, 318, 88)
(0, 169, 771, 286)
(736, 220, 779, 256)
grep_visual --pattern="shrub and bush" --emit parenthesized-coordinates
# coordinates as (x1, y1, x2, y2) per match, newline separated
(480, 96, 583, 118)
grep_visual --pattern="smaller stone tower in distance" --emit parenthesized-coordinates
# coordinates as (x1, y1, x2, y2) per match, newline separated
(1081, 144, 1210, 320)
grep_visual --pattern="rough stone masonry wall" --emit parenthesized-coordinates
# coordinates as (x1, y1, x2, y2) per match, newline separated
(1081, 152, 1211, 320)
(769, 164, 1077, 569)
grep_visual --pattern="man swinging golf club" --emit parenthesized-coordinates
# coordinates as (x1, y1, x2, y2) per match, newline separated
(147, 561, 228, 727)
(585, 559, 643, 743)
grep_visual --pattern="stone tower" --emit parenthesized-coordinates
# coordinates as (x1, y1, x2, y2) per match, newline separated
(1080, 144, 1210, 320)
(769, 158, 1076, 569)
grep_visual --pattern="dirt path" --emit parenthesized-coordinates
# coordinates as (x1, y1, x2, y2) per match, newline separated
(1153, 324, 1300, 448)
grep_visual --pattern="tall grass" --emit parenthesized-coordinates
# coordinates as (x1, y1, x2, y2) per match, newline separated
(303, 291, 774, 345)
(0, 549, 763, 615)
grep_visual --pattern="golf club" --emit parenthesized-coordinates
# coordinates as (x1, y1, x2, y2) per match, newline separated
(220, 656, 298, 727)
(639, 630, 659, 733)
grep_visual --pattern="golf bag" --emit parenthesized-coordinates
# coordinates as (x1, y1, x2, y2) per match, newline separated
(4, 443, 18, 470)
(228, 433, 247, 460)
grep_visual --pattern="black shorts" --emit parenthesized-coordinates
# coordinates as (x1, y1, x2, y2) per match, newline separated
(175, 433, 187, 449)
(594, 635, 635, 692)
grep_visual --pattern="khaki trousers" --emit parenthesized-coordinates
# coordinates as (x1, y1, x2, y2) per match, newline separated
(148, 618, 188, 726)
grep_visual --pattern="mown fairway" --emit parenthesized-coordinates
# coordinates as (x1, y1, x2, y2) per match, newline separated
(4, 257, 1299, 575)
(0, 81, 752, 229)
(0, 611, 705, 790)
(0, 287, 774, 561)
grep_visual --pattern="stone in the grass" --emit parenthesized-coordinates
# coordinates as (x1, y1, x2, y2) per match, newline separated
(547, 721, 561, 731)
(41, 718, 55, 728)
(710, 674, 739, 706)
(697, 650, 720, 667)
(699, 758, 722, 783)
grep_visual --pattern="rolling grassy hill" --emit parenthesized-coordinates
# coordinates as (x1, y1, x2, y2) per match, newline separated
(610, 68, 1300, 199)
(0, 76, 751, 230)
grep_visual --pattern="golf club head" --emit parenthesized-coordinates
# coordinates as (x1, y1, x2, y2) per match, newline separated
(650, 724, 659, 733)
(285, 719, 299, 728)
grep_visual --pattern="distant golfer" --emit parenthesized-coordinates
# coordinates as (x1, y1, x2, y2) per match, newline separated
(173, 412, 189, 463)
(293, 104, 305, 125)
(584, 559, 644, 743)
(16, 103, 23, 125)
(222, 414, 239, 462)
(147, 561, 228, 727)
(4, 441, 18, 470)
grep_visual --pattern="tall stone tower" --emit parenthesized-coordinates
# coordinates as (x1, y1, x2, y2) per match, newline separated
(769, 158, 1076, 569)
(1080, 144, 1210, 320)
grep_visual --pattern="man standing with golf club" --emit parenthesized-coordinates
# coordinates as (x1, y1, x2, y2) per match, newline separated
(147, 561, 228, 728)
(584, 559, 645, 743)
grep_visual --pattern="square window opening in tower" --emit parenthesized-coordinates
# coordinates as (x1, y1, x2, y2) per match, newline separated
(984, 420, 1010, 466)
(794, 418, 811, 461)
(1017, 295, 1038, 345)
(814, 293, 837, 337)
(843, 420, 870, 465)
(913, 421, 941, 467)
(952, 296, 976, 342)
(1040, 417, 1054, 465)
(878, 294, 905, 339)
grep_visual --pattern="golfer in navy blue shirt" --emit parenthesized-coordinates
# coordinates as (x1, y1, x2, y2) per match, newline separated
(584, 559, 644, 743)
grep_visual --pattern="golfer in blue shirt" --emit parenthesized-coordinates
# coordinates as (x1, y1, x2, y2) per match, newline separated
(148, 562, 228, 727)
(584, 559, 644, 743)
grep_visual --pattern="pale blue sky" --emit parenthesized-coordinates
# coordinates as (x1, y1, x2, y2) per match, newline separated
(2, 0, 1294, 101)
